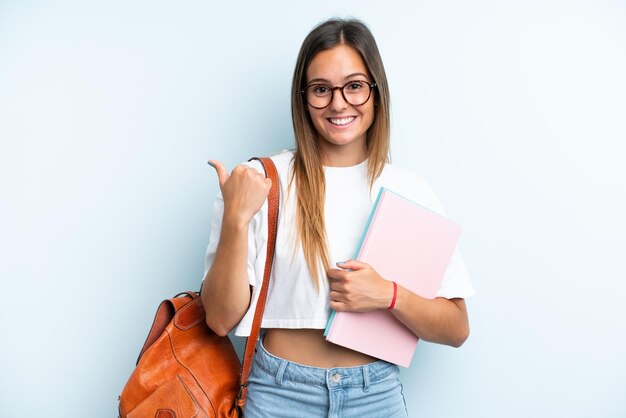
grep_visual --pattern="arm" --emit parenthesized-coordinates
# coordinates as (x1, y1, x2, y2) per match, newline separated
(201, 160, 272, 336)
(201, 217, 252, 337)
(328, 260, 470, 348)
(392, 287, 469, 347)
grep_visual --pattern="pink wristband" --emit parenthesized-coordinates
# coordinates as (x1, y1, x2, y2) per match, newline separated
(388, 281, 398, 310)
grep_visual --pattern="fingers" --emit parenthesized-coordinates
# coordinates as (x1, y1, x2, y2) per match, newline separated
(329, 290, 343, 301)
(330, 300, 348, 312)
(329, 290, 349, 312)
(328, 270, 351, 295)
(327, 268, 349, 282)
(208, 159, 273, 192)
(207, 159, 230, 188)
(329, 273, 347, 290)
(336, 259, 370, 270)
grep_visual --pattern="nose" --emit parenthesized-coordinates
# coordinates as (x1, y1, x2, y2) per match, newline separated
(329, 86, 349, 112)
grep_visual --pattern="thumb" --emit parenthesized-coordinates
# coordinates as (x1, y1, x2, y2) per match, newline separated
(336, 259, 369, 271)
(207, 159, 229, 188)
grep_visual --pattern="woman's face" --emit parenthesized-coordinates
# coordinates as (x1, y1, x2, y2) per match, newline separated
(305, 44, 375, 162)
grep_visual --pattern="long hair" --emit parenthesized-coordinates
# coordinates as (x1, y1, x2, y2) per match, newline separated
(288, 18, 391, 288)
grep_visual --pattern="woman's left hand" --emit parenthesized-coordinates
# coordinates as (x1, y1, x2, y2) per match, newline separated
(327, 260, 394, 312)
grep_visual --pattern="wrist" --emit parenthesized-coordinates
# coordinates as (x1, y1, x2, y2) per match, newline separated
(388, 281, 398, 310)
(222, 213, 249, 231)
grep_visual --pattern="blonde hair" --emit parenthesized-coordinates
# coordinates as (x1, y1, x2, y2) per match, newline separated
(288, 18, 391, 288)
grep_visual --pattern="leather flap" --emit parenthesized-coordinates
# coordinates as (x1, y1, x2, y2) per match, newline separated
(136, 299, 175, 365)
(135, 292, 197, 364)
(174, 297, 206, 331)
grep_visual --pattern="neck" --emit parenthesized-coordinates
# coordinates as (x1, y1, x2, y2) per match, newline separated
(319, 143, 367, 167)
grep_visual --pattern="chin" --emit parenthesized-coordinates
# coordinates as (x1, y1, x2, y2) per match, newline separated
(325, 138, 361, 147)
(323, 130, 366, 144)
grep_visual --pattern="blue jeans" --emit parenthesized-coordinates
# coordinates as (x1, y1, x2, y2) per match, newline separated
(245, 339, 408, 418)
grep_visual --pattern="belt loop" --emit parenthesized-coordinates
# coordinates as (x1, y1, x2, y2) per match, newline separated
(362, 366, 370, 392)
(275, 359, 287, 386)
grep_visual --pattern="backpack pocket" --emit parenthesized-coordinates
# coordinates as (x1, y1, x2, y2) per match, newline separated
(127, 374, 206, 418)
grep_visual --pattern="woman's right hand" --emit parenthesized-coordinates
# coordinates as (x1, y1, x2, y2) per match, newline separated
(208, 159, 272, 225)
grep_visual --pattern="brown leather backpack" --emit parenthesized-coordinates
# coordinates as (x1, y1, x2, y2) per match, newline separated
(119, 157, 279, 418)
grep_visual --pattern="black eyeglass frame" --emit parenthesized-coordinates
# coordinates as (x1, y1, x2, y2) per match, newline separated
(300, 80, 377, 109)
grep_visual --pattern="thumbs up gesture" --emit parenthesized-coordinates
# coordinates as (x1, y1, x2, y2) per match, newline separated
(208, 159, 273, 225)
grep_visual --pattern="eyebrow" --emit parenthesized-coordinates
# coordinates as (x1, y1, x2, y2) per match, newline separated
(307, 72, 370, 84)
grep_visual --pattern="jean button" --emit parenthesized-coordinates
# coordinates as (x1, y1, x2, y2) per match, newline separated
(331, 373, 341, 383)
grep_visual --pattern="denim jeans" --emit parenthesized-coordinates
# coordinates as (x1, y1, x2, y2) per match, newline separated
(245, 339, 408, 418)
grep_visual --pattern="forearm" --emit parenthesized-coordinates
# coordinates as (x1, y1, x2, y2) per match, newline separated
(391, 285, 469, 347)
(201, 216, 251, 336)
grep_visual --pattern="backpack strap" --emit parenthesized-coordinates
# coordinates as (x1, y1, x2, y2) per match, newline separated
(236, 156, 280, 411)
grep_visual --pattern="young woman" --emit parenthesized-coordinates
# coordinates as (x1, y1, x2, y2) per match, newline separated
(202, 18, 475, 418)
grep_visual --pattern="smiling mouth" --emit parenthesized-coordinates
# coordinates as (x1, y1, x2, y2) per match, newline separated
(327, 116, 356, 126)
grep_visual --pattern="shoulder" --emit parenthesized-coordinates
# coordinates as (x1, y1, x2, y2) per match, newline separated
(377, 162, 446, 216)
(240, 149, 295, 177)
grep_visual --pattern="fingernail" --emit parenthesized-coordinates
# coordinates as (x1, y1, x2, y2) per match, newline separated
(207, 161, 215, 167)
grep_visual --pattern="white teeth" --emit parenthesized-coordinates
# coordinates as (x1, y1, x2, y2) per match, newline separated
(329, 117, 355, 126)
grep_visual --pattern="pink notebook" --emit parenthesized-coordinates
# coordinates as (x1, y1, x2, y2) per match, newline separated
(324, 187, 462, 367)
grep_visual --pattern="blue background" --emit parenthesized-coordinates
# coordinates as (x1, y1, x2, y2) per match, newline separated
(1, 1, 625, 417)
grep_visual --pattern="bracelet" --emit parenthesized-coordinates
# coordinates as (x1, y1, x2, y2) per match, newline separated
(388, 281, 398, 310)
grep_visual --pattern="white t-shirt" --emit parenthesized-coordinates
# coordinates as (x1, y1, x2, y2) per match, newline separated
(204, 149, 476, 337)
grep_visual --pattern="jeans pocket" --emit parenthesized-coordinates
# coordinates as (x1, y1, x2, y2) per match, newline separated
(398, 379, 409, 417)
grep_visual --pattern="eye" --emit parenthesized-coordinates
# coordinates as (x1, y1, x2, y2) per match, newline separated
(312, 85, 330, 95)
(346, 81, 364, 91)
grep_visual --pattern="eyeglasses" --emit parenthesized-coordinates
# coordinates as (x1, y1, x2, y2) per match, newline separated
(301, 80, 377, 109)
